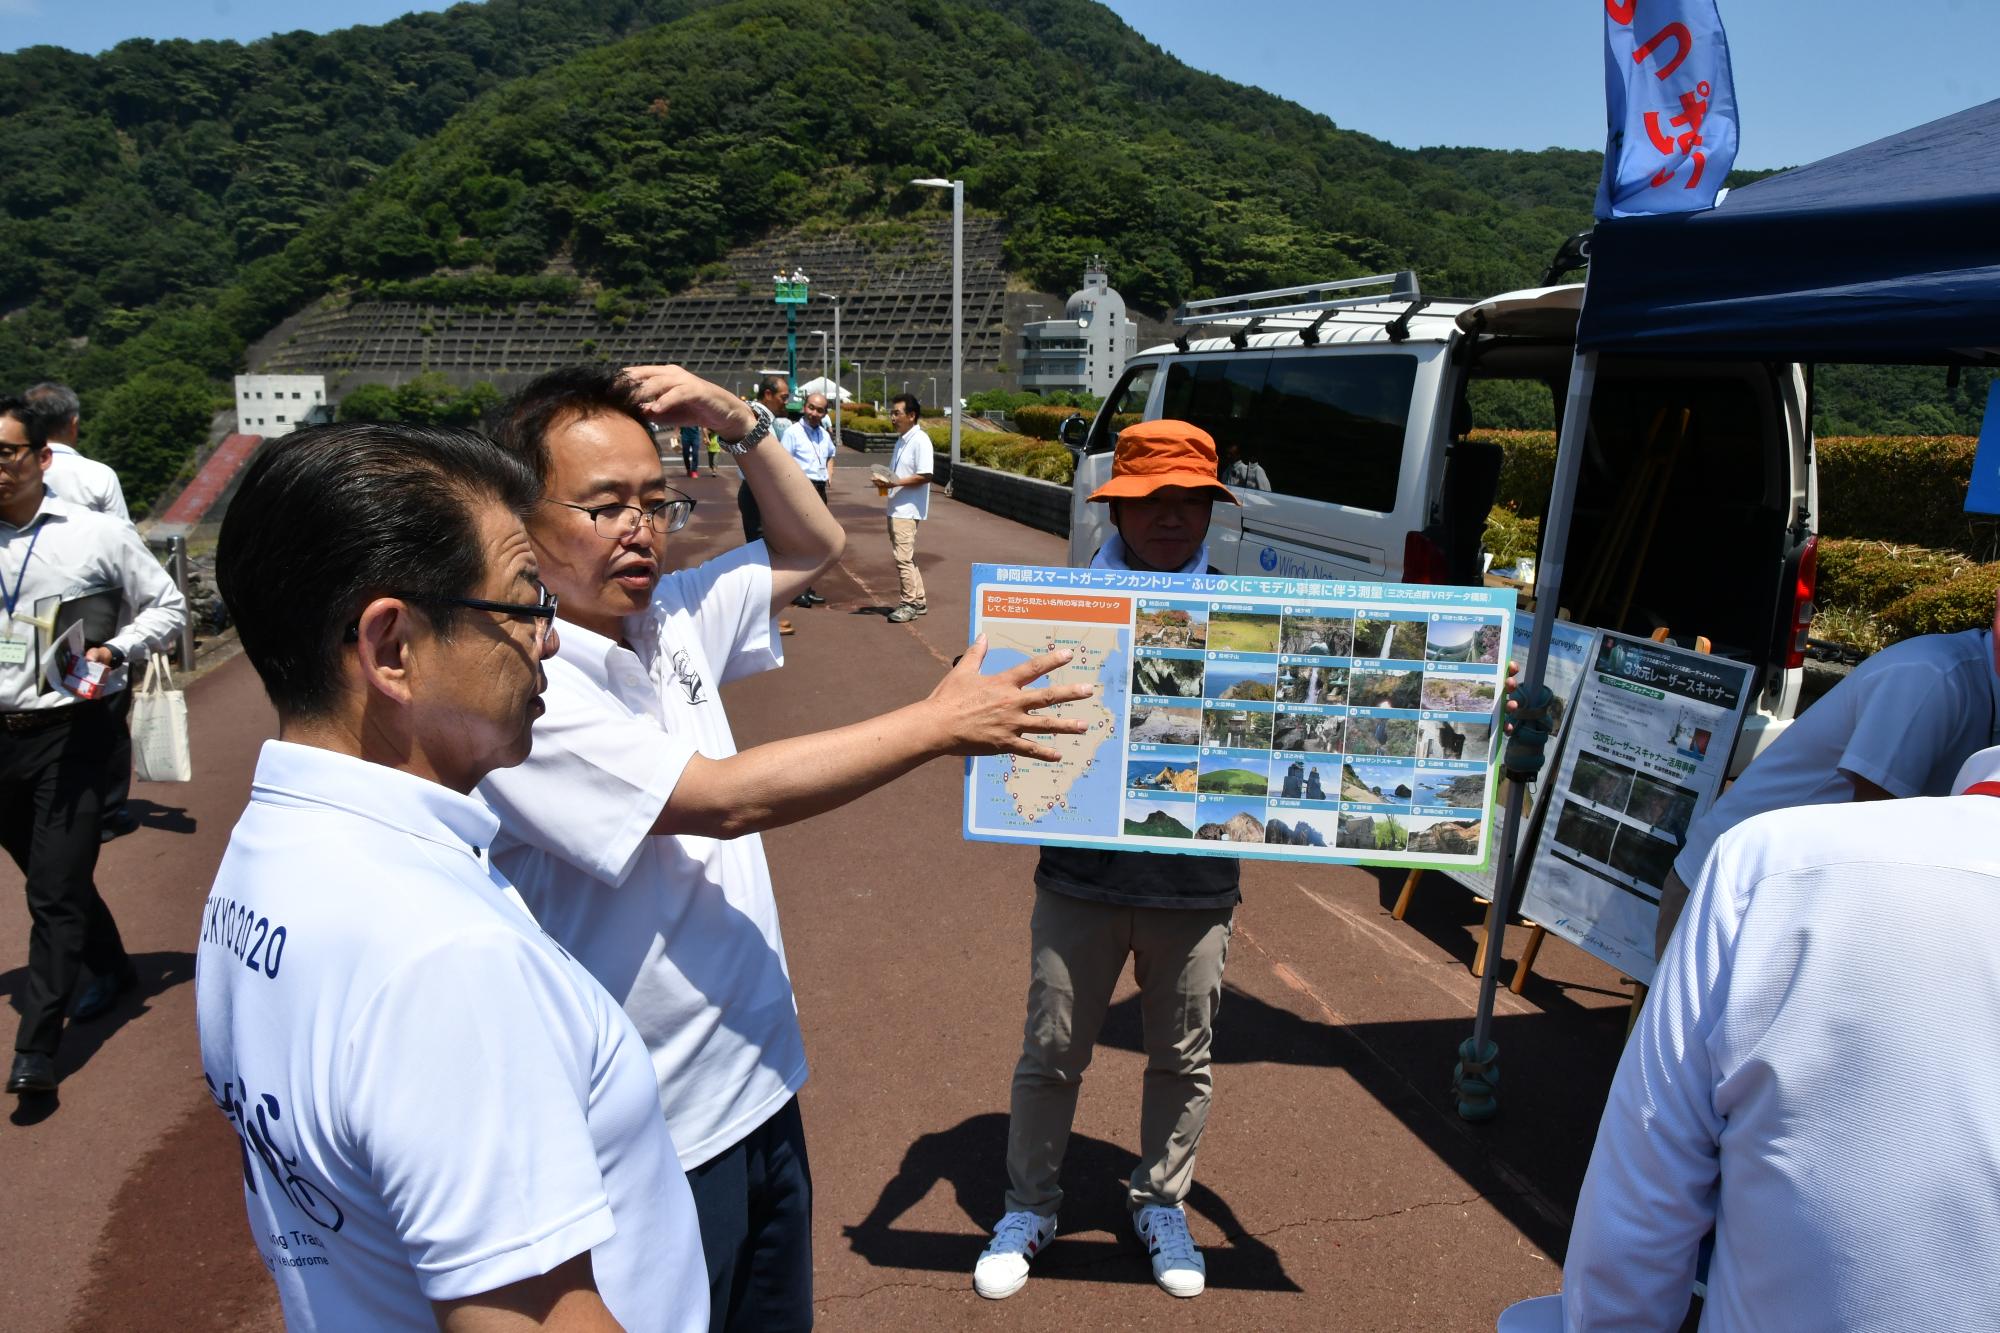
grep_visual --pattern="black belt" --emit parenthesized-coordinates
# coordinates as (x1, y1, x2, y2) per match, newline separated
(0, 705, 90, 734)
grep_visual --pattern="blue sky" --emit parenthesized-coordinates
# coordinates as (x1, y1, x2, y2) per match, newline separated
(5, 1, 1995, 169)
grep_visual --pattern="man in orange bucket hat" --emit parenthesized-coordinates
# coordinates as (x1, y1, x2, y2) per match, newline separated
(973, 419, 1242, 1303)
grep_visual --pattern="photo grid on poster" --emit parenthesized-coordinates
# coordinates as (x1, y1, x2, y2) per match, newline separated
(964, 568, 1513, 869)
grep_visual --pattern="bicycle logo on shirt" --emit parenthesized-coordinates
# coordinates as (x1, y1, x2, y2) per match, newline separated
(205, 1072, 346, 1232)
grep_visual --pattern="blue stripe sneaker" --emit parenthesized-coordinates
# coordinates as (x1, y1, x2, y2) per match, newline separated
(1134, 1203, 1206, 1297)
(973, 1210, 1057, 1299)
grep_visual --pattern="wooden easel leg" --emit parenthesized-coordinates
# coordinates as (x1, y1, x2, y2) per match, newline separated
(1391, 868, 1423, 921)
(1508, 924, 1546, 995)
(1626, 982, 1649, 1036)
(1472, 901, 1492, 978)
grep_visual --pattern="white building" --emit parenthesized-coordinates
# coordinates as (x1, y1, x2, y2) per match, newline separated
(234, 373, 327, 438)
(1018, 259, 1139, 398)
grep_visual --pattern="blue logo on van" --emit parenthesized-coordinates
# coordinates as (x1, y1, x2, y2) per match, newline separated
(1259, 546, 1278, 571)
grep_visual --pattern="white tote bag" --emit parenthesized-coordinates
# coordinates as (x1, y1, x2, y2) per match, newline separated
(131, 655, 193, 783)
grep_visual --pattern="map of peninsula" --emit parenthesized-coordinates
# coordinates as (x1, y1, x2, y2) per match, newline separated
(985, 624, 1122, 826)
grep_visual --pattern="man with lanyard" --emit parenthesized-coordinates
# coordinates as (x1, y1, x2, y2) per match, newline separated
(975, 420, 1242, 1301)
(0, 397, 184, 1097)
(779, 391, 836, 610)
(882, 393, 932, 624)
(22, 382, 139, 843)
(201, 421, 706, 1331)
(478, 363, 1092, 1331)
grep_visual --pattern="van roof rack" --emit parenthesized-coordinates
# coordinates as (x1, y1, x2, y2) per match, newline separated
(1171, 272, 1431, 349)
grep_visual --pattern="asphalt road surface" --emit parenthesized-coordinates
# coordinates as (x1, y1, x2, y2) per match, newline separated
(0, 458, 1641, 1331)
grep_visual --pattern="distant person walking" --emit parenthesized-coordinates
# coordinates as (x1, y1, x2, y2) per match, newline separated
(883, 393, 933, 624)
(707, 429, 722, 474)
(780, 392, 836, 609)
(679, 423, 703, 478)
(21, 382, 138, 842)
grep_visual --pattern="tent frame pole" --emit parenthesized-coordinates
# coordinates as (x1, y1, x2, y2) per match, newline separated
(1456, 343, 1599, 1119)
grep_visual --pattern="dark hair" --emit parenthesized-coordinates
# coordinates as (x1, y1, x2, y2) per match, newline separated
(22, 383, 79, 436)
(757, 374, 789, 400)
(497, 365, 650, 483)
(891, 393, 922, 421)
(217, 422, 540, 719)
(0, 395, 49, 449)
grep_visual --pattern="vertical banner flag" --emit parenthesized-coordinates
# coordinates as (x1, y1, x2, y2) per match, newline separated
(1966, 387, 2000, 515)
(1595, 0, 1739, 219)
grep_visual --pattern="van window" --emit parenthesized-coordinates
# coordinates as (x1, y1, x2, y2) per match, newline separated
(1161, 352, 1418, 512)
(1085, 363, 1158, 455)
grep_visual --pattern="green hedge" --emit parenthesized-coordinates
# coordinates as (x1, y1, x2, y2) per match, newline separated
(959, 432, 1075, 484)
(1880, 564, 2000, 640)
(1815, 538, 1969, 615)
(1010, 404, 1092, 440)
(1817, 435, 1998, 556)
(1479, 430, 1558, 521)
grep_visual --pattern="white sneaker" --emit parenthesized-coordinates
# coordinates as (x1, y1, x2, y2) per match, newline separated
(1133, 1203, 1206, 1297)
(973, 1210, 1057, 1299)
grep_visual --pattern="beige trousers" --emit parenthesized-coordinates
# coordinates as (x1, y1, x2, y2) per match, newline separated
(887, 516, 925, 607)
(1005, 887, 1236, 1216)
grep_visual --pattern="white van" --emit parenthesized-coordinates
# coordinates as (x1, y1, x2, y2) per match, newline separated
(1063, 272, 1818, 770)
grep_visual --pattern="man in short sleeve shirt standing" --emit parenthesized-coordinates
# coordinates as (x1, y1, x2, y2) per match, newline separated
(779, 391, 836, 609)
(478, 365, 1093, 1331)
(883, 393, 932, 623)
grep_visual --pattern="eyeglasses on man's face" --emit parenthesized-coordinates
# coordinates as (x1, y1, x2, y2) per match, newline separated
(549, 491, 695, 540)
(0, 442, 42, 466)
(344, 581, 560, 652)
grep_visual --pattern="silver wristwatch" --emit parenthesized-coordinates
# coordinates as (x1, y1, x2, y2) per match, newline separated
(720, 401, 775, 456)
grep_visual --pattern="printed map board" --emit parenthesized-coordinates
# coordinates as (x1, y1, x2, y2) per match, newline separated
(961, 564, 1515, 871)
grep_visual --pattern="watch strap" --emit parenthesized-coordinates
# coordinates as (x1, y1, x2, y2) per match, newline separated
(722, 402, 775, 456)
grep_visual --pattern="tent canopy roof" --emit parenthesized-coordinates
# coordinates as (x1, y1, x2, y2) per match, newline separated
(1578, 98, 2000, 365)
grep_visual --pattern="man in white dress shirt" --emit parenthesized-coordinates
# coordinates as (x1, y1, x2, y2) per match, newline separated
(478, 364, 1091, 1332)
(882, 393, 933, 624)
(1561, 744, 2000, 1330)
(0, 397, 184, 1098)
(779, 391, 836, 609)
(201, 421, 707, 1332)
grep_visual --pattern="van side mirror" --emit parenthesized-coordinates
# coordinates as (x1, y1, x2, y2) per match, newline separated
(1058, 413, 1089, 450)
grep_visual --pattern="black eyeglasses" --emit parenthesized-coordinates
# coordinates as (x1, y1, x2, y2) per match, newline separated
(0, 443, 40, 464)
(549, 491, 695, 539)
(344, 582, 559, 650)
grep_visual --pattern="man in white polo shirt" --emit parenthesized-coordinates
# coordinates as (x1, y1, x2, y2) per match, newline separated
(479, 364, 1091, 1332)
(200, 422, 706, 1331)
(882, 392, 933, 624)
(1562, 743, 2000, 1329)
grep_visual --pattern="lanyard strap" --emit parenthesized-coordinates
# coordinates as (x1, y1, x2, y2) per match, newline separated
(0, 520, 45, 620)
(1966, 782, 2000, 799)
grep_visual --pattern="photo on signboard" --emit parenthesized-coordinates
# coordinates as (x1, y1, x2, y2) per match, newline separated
(1425, 620, 1504, 665)
(1132, 654, 1205, 698)
(1127, 757, 1197, 793)
(1273, 710, 1342, 753)
(1199, 752, 1270, 796)
(1406, 815, 1483, 858)
(1204, 660, 1278, 701)
(1608, 824, 1678, 890)
(1350, 668, 1423, 710)
(1414, 769, 1486, 810)
(1265, 808, 1340, 849)
(1340, 760, 1413, 804)
(1418, 718, 1492, 763)
(1554, 799, 1621, 863)
(1571, 754, 1640, 812)
(1278, 664, 1347, 704)
(1201, 704, 1273, 750)
(1346, 713, 1418, 757)
(1193, 794, 1268, 844)
(1420, 674, 1497, 713)
(1280, 614, 1354, 657)
(1353, 616, 1427, 661)
(1124, 799, 1197, 840)
(1136, 604, 1208, 649)
(1130, 702, 1202, 745)
(1625, 773, 1700, 839)
(1337, 809, 1409, 851)
(1207, 610, 1282, 654)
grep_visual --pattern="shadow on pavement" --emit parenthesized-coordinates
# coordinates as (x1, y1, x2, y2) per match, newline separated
(124, 798, 197, 836)
(841, 1111, 1301, 1292)
(0, 949, 195, 1083)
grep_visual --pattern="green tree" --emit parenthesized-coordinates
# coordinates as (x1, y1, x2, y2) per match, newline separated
(82, 362, 219, 516)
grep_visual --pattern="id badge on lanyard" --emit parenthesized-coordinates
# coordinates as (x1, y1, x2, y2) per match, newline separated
(0, 523, 44, 668)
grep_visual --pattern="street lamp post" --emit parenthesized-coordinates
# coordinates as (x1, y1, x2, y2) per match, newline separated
(808, 330, 829, 386)
(852, 360, 864, 413)
(772, 268, 811, 409)
(911, 176, 963, 477)
(928, 375, 939, 410)
(827, 295, 842, 442)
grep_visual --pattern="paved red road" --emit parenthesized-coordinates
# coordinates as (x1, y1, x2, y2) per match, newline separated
(0, 460, 1636, 1330)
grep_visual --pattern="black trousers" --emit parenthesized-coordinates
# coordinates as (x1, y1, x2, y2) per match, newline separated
(738, 482, 762, 543)
(101, 682, 132, 817)
(2, 702, 129, 1056)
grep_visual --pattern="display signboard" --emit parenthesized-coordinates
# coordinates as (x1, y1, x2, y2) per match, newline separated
(1446, 619, 1600, 901)
(961, 563, 1514, 870)
(1517, 630, 1754, 982)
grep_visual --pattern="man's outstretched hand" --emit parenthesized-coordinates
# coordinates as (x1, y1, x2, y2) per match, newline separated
(927, 637, 1095, 762)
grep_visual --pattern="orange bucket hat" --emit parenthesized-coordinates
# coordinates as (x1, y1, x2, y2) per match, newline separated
(1086, 419, 1241, 505)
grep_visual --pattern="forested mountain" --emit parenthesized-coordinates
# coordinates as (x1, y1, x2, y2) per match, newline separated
(0, 0, 1984, 510)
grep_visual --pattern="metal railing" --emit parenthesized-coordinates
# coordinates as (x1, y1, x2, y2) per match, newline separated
(146, 534, 197, 667)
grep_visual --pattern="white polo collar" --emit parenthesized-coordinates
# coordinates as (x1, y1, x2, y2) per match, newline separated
(250, 739, 500, 861)
(548, 611, 654, 691)
(1952, 745, 2000, 795)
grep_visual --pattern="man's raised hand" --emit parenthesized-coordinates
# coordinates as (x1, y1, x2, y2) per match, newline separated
(620, 364, 757, 439)
(928, 637, 1095, 762)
